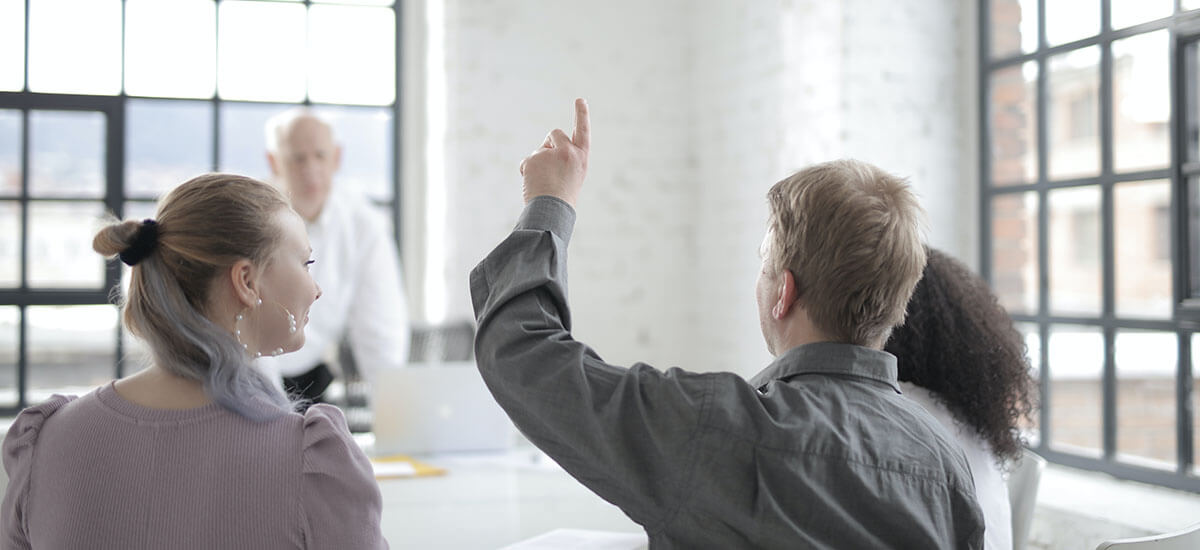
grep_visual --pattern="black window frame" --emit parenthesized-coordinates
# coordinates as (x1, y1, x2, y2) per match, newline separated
(980, 0, 1200, 492)
(0, 0, 404, 415)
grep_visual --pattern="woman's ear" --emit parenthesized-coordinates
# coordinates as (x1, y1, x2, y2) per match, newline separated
(227, 259, 260, 308)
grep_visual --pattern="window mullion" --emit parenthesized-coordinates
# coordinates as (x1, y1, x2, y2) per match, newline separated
(1100, 0, 1119, 457)
(1178, 332, 1194, 473)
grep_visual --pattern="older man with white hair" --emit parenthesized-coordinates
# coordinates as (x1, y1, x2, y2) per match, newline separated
(259, 108, 410, 405)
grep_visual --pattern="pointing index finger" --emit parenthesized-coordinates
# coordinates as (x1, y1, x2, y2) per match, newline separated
(572, 98, 590, 152)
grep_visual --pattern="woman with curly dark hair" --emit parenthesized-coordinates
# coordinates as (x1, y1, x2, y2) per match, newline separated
(885, 247, 1037, 550)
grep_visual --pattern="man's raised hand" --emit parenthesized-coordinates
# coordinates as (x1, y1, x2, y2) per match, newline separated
(520, 98, 590, 207)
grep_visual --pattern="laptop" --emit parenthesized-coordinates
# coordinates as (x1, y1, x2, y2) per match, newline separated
(369, 361, 515, 456)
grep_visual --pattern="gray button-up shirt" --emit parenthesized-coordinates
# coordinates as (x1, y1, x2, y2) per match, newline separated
(470, 196, 984, 549)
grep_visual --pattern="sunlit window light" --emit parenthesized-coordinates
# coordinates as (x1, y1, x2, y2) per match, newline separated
(424, 0, 447, 324)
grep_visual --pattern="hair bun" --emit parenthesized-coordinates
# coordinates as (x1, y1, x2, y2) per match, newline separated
(92, 219, 142, 258)
(93, 219, 159, 265)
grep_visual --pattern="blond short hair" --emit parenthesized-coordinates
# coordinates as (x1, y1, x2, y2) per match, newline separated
(766, 159, 927, 348)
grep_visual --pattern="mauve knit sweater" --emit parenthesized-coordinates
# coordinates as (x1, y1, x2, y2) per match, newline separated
(0, 382, 387, 549)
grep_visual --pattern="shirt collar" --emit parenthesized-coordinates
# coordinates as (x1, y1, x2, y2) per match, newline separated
(310, 190, 340, 231)
(748, 342, 902, 394)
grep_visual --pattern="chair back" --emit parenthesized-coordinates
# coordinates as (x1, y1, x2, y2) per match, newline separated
(1008, 448, 1046, 550)
(1095, 521, 1200, 550)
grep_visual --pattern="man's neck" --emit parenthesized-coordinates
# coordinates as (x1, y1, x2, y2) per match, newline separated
(301, 203, 326, 225)
(772, 314, 834, 353)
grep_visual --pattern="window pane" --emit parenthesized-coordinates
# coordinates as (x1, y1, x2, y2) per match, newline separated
(1193, 41, 1200, 164)
(1115, 180, 1172, 318)
(28, 201, 106, 288)
(1049, 186, 1101, 315)
(1115, 330, 1176, 468)
(313, 106, 393, 201)
(218, 1, 306, 102)
(1191, 178, 1200, 299)
(27, 305, 117, 403)
(309, 5, 395, 105)
(27, 0, 121, 95)
(1049, 47, 1101, 180)
(990, 0, 1037, 58)
(29, 110, 105, 198)
(127, 100, 213, 199)
(1111, 0, 1173, 29)
(125, 0, 216, 99)
(0, 201, 18, 287)
(1017, 322, 1042, 446)
(315, 0, 394, 5)
(122, 200, 157, 224)
(990, 62, 1039, 186)
(219, 102, 291, 181)
(1187, 0, 1200, 11)
(992, 192, 1039, 314)
(0, 109, 19, 197)
(1046, 0, 1099, 46)
(1113, 31, 1169, 173)
(1049, 324, 1103, 455)
(1193, 333, 1199, 476)
(0, 306, 15, 406)
(0, 0, 23, 92)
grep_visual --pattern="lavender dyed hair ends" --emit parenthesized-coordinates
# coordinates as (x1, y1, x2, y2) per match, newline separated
(93, 173, 298, 420)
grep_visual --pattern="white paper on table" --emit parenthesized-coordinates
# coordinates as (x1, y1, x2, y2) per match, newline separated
(370, 460, 417, 478)
(499, 528, 648, 550)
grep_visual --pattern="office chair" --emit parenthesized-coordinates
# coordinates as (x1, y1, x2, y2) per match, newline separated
(408, 321, 476, 363)
(1095, 521, 1200, 549)
(1008, 448, 1046, 550)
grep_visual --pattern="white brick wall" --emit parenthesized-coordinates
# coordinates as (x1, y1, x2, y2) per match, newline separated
(840, 0, 978, 268)
(425, 0, 975, 374)
(685, 1, 846, 375)
(437, 0, 695, 369)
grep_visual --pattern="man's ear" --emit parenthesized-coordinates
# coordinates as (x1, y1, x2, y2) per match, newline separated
(332, 144, 343, 172)
(228, 259, 260, 308)
(772, 270, 798, 320)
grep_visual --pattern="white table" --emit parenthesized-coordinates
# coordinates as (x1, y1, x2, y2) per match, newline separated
(376, 448, 644, 549)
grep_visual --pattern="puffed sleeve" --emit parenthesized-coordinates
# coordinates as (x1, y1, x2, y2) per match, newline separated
(299, 404, 387, 549)
(1, 395, 75, 549)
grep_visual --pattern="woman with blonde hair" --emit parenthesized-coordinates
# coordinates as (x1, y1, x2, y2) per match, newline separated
(1, 174, 387, 549)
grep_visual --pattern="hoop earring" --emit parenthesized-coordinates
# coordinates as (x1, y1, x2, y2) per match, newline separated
(235, 299, 298, 358)
(234, 298, 264, 358)
(267, 302, 297, 356)
(284, 306, 298, 335)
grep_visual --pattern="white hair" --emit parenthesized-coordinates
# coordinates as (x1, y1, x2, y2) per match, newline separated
(264, 107, 338, 153)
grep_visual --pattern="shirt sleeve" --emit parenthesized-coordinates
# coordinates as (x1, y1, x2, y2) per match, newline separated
(469, 196, 711, 533)
(346, 206, 411, 379)
(299, 404, 387, 550)
(1, 395, 75, 550)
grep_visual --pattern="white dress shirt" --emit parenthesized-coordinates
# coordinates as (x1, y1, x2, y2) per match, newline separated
(258, 190, 410, 383)
(901, 382, 1013, 550)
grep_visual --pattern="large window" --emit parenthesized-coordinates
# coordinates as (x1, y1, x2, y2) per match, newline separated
(0, 0, 401, 413)
(982, 0, 1200, 492)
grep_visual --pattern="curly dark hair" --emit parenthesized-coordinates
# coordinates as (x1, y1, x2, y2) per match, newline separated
(884, 248, 1036, 465)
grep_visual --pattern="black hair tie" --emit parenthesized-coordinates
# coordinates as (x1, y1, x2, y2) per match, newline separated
(119, 219, 159, 266)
